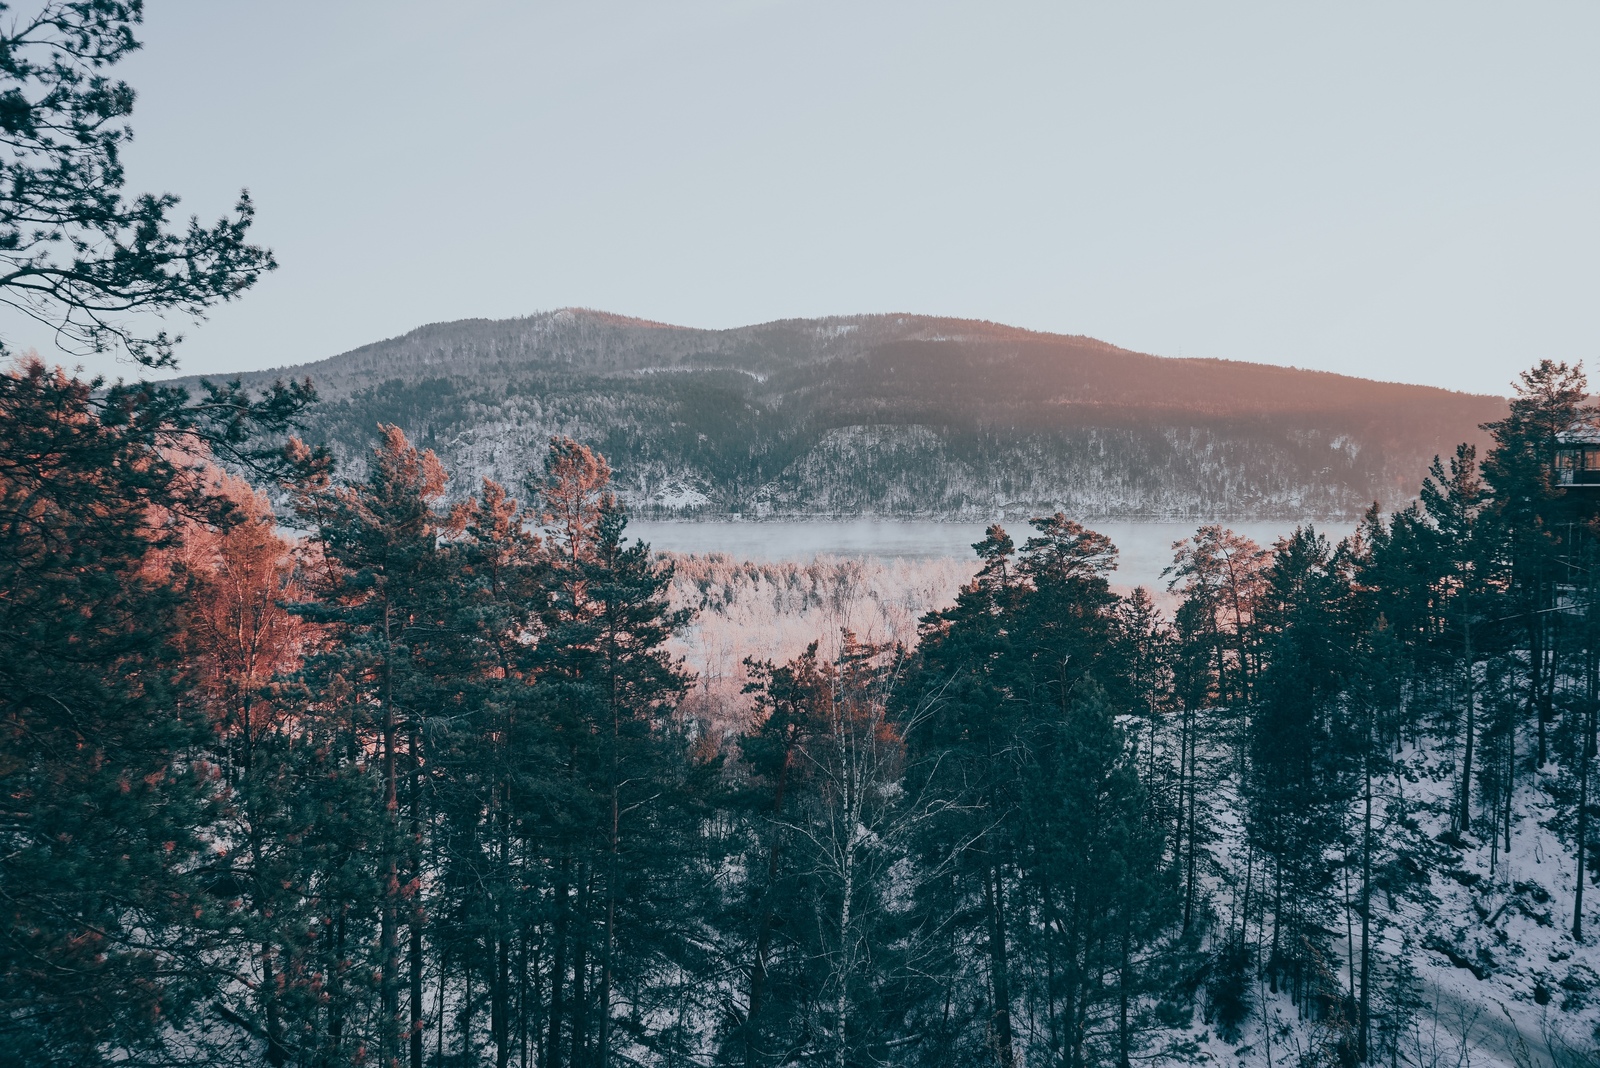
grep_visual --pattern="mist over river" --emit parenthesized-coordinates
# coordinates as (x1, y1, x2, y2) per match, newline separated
(629, 518, 1356, 594)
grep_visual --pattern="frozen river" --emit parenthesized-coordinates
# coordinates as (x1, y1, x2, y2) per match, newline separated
(629, 518, 1354, 594)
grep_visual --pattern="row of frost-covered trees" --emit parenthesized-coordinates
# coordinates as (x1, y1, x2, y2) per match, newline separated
(4, 356, 1600, 1068)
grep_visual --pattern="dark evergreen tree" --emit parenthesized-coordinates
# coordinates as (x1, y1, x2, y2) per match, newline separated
(0, 1, 274, 366)
(724, 643, 834, 1068)
(1245, 528, 1356, 1027)
(430, 476, 552, 1068)
(1408, 445, 1496, 834)
(292, 425, 450, 1066)
(900, 516, 1180, 1068)
(899, 524, 1030, 1068)
(1027, 683, 1170, 1068)
(0, 360, 222, 1065)
(1480, 361, 1589, 771)
(528, 436, 701, 1068)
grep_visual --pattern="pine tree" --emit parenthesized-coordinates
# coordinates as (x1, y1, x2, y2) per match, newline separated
(1166, 525, 1269, 709)
(729, 643, 833, 1068)
(900, 523, 1029, 1068)
(1027, 683, 1169, 1068)
(1572, 531, 1600, 941)
(432, 476, 551, 1068)
(529, 436, 698, 1068)
(293, 425, 449, 1067)
(0, 361, 223, 1064)
(180, 474, 310, 1065)
(902, 517, 1179, 1068)
(1165, 527, 1270, 942)
(0, 3, 274, 367)
(1417, 446, 1494, 834)
(1245, 527, 1356, 1020)
(1481, 362, 1590, 770)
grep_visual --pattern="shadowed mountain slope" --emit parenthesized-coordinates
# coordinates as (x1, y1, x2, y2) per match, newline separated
(187, 309, 1506, 520)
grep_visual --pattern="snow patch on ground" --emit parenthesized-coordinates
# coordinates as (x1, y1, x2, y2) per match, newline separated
(1177, 733, 1600, 1068)
(647, 479, 712, 511)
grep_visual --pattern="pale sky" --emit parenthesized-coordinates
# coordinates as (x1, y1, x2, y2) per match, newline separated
(18, 2, 1600, 395)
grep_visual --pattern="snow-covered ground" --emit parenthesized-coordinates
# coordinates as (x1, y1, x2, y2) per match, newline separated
(1172, 737, 1600, 1068)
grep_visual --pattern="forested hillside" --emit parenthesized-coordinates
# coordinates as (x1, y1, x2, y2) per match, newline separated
(175, 309, 1505, 520)
(7, 354, 1599, 1067)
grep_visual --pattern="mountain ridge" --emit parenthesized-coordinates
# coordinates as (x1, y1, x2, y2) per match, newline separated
(179, 309, 1507, 521)
(196, 307, 1494, 404)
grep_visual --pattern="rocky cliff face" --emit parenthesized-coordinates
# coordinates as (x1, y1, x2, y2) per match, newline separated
(177, 309, 1506, 519)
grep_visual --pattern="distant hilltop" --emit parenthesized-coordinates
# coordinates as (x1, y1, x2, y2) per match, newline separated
(176, 309, 1507, 521)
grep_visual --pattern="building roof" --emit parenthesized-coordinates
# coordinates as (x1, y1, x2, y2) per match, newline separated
(1557, 421, 1600, 446)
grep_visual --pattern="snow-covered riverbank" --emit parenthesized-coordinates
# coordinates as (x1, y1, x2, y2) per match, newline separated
(632, 518, 1356, 592)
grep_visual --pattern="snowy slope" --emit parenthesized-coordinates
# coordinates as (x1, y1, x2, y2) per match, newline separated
(167, 309, 1505, 522)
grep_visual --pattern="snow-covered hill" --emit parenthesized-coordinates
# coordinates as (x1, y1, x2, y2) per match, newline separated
(1183, 746, 1600, 1068)
(169, 309, 1506, 521)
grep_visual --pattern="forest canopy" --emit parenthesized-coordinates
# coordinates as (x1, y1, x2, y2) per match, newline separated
(3, 353, 1599, 1067)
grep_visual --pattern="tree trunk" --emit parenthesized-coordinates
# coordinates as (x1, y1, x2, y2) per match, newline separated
(245, 747, 288, 1068)
(494, 781, 513, 1068)
(1529, 600, 1545, 768)
(381, 601, 402, 1067)
(1238, 845, 1254, 967)
(461, 957, 473, 1061)
(328, 906, 349, 1061)
(1118, 926, 1132, 1068)
(1504, 698, 1515, 857)
(1458, 616, 1475, 834)
(1270, 877, 1282, 994)
(1575, 624, 1597, 942)
(548, 853, 570, 1068)
(1579, 705, 1595, 942)
(408, 724, 425, 1068)
(435, 947, 447, 1068)
(1359, 743, 1373, 1062)
(1061, 954, 1080, 1068)
(573, 870, 590, 1068)
(1174, 702, 1189, 874)
(835, 820, 854, 1068)
(747, 744, 794, 1068)
(984, 859, 1016, 1068)
(496, 929, 512, 1068)
(519, 932, 532, 1068)
(262, 940, 286, 1067)
(1184, 709, 1199, 931)
(600, 646, 621, 1068)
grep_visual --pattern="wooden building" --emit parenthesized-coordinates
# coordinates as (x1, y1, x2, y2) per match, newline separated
(1555, 424, 1600, 487)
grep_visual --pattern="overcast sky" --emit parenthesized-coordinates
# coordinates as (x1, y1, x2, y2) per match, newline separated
(18, 2, 1599, 395)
